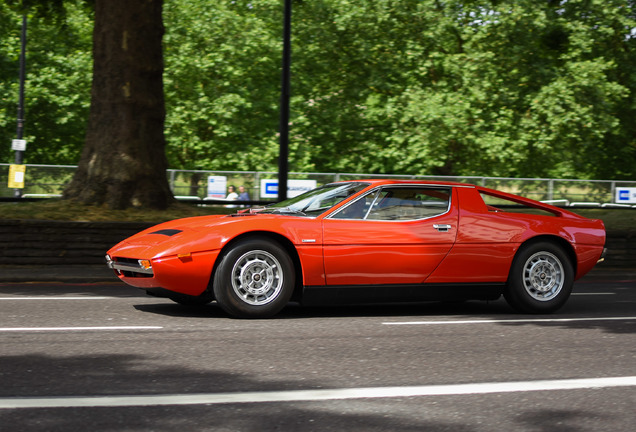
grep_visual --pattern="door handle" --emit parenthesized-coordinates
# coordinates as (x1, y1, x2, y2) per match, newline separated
(433, 224, 452, 232)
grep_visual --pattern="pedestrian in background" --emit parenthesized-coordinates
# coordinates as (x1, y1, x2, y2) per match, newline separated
(225, 185, 239, 208)
(238, 186, 250, 201)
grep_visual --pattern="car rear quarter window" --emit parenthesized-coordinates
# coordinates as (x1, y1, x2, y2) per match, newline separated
(479, 191, 558, 217)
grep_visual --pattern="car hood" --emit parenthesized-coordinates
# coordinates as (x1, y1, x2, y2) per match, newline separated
(107, 213, 321, 260)
(108, 215, 238, 258)
(123, 215, 226, 244)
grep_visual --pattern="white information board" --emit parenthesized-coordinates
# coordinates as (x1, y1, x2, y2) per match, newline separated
(11, 139, 26, 151)
(207, 175, 227, 198)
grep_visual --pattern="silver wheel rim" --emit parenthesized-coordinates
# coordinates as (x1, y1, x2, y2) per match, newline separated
(231, 250, 283, 306)
(522, 251, 564, 301)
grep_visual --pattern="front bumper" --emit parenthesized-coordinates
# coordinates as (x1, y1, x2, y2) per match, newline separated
(105, 250, 220, 296)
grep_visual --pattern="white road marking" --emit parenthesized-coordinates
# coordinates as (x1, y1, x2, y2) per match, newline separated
(0, 326, 163, 332)
(0, 376, 634, 409)
(383, 316, 636, 326)
(571, 292, 615, 296)
(0, 297, 109, 300)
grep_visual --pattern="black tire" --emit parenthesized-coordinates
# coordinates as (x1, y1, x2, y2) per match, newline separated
(213, 237, 295, 318)
(504, 241, 574, 314)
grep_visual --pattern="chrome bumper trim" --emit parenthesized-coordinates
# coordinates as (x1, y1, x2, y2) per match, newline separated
(597, 247, 607, 264)
(106, 255, 154, 275)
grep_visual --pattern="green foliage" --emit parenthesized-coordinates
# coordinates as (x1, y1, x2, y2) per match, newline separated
(289, 0, 636, 179)
(163, 0, 282, 171)
(3, 0, 66, 18)
(1, 0, 635, 179)
(0, 0, 92, 165)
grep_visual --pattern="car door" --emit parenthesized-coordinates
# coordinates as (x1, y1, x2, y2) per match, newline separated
(321, 186, 458, 286)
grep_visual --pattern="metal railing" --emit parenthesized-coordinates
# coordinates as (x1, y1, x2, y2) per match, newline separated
(2, 163, 635, 207)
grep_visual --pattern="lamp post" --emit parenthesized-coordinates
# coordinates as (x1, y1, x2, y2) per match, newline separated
(13, 15, 27, 198)
(277, 0, 291, 202)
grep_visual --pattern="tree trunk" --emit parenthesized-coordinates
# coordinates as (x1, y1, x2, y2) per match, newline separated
(64, 0, 174, 209)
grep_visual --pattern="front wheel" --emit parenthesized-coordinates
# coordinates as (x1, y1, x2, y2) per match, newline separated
(504, 241, 574, 314)
(213, 237, 295, 318)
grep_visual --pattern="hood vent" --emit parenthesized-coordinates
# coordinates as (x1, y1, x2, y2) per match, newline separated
(150, 229, 183, 236)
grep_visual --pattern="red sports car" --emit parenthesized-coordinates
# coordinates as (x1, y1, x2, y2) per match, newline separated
(106, 180, 606, 318)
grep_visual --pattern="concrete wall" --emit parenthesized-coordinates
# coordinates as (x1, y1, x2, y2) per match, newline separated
(601, 231, 636, 269)
(0, 220, 153, 265)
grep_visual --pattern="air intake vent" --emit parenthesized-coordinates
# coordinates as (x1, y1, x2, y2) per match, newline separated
(150, 229, 182, 236)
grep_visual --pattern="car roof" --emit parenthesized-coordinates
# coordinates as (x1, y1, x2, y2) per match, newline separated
(336, 179, 475, 188)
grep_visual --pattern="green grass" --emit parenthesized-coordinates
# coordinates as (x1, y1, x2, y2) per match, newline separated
(0, 200, 235, 223)
(0, 200, 633, 234)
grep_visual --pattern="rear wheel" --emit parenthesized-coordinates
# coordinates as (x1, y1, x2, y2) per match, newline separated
(504, 241, 574, 314)
(213, 237, 295, 318)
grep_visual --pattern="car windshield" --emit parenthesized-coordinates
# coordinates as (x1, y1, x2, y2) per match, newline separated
(259, 182, 369, 217)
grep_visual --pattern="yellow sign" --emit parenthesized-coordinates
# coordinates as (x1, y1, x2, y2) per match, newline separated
(8, 164, 26, 189)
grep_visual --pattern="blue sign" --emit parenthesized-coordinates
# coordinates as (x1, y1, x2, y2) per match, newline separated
(615, 187, 636, 204)
(260, 179, 317, 198)
(264, 182, 278, 195)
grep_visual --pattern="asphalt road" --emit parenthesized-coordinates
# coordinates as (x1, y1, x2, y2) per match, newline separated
(0, 274, 634, 431)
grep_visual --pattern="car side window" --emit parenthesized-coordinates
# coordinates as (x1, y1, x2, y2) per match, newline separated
(332, 187, 451, 220)
(333, 190, 379, 220)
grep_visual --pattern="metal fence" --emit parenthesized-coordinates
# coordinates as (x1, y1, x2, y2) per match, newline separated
(2, 163, 636, 207)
